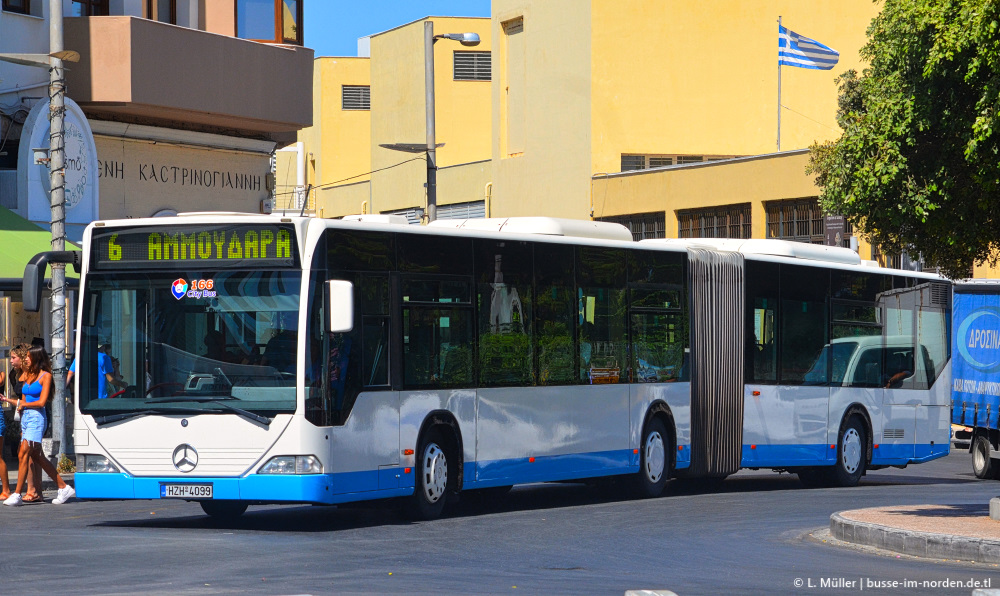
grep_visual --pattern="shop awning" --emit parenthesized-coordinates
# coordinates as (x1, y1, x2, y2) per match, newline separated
(0, 205, 80, 281)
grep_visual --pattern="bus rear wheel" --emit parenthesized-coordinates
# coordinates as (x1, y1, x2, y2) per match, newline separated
(972, 435, 999, 480)
(404, 429, 451, 520)
(633, 418, 669, 498)
(200, 500, 248, 519)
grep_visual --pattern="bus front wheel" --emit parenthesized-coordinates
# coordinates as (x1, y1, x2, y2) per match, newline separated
(831, 416, 866, 487)
(405, 429, 451, 520)
(633, 418, 669, 498)
(200, 500, 248, 519)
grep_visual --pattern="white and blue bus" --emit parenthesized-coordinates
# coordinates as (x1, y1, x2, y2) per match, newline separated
(24, 214, 952, 518)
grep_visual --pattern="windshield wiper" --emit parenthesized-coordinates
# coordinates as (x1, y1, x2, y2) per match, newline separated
(146, 395, 238, 404)
(94, 401, 271, 427)
(202, 400, 272, 426)
(94, 407, 201, 427)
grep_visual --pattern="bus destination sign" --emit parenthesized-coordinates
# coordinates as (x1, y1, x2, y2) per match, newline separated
(92, 224, 298, 270)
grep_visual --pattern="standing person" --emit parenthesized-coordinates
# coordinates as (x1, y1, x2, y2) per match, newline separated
(0, 353, 12, 500)
(67, 343, 125, 399)
(1, 345, 75, 506)
(6, 344, 41, 502)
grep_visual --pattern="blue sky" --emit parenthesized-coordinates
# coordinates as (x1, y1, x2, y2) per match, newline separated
(304, 1, 492, 57)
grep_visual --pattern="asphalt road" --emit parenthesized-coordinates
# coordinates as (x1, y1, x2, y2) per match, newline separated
(2, 451, 998, 595)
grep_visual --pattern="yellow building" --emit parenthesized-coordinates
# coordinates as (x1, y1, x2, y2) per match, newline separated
(302, 2, 990, 274)
(302, 17, 492, 222)
(491, 0, 877, 217)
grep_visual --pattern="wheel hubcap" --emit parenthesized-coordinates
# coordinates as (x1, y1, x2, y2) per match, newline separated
(842, 428, 862, 474)
(421, 442, 448, 503)
(644, 431, 665, 483)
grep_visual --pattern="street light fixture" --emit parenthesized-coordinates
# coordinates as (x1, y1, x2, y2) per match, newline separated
(382, 22, 479, 224)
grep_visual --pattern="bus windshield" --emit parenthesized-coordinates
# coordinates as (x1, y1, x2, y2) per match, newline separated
(77, 270, 301, 417)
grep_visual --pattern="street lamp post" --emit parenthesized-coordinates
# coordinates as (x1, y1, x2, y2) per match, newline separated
(423, 22, 479, 223)
(0, 0, 79, 461)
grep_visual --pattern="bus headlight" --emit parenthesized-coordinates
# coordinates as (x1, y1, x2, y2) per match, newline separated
(77, 455, 120, 474)
(258, 455, 322, 475)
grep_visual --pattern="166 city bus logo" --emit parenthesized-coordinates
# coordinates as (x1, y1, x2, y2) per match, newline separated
(170, 278, 216, 300)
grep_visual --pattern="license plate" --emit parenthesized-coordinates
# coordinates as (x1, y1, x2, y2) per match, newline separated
(160, 484, 213, 499)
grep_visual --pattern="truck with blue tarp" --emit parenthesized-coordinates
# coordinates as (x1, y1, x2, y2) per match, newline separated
(952, 281, 1000, 479)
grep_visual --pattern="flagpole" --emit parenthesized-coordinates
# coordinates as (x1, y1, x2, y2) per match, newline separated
(777, 15, 782, 152)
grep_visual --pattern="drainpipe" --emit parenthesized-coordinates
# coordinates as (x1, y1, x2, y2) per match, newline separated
(484, 182, 492, 218)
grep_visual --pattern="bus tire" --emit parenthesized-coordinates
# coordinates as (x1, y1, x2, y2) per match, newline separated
(633, 418, 669, 498)
(972, 435, 997, 480)
(831, 416, 866, 487)
(405, 428, 451, 520)
(200, 500, 248, 519)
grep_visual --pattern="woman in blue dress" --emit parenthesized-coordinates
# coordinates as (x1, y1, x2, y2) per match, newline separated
(1, 345, 75, 506)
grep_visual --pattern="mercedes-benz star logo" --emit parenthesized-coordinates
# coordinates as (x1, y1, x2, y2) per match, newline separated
(172, 444, 198, 473)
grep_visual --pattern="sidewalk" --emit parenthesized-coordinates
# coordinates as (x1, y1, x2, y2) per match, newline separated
(831, 504, 1000, 563)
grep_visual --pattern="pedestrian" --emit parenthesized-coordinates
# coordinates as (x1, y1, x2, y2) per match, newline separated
(5, 344, 41, 502)
(0, 355, 12, 501)
(1, 345, 75, 506)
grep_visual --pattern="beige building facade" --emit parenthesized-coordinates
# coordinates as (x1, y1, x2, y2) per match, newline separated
(303, 16, 492, 222)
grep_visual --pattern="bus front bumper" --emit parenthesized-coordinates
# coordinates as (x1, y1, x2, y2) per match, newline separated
(75, 472, 336, 504)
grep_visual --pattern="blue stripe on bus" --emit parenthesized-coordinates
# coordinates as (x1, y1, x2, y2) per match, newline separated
(472, 449, 633, 485)
(741, 444, 836, 467)
(737, 443, 949, 468)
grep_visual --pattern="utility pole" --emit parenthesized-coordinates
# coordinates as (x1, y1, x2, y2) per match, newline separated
(424, 21, 438, 223)
(49, 0, 67, 460)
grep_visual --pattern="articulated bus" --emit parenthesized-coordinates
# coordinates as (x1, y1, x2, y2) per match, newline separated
(25, 214, 952, 519)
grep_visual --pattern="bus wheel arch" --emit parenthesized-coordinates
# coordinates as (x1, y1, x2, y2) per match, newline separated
(643, 401, 677, 473)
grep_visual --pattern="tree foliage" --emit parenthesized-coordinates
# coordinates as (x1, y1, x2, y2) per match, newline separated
(808, 0, 1000, 277)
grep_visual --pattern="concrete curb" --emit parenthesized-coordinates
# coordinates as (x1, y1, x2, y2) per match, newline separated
(831, 512, 1000, 563)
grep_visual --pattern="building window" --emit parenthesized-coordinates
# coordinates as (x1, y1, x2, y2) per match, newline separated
(342, 85, 370, 110)
(620, 154, 737, 172)
(621, 155, 645, 171)
(597, 212, 666, 241)
(677, 203, 751, 239)
(2, 0, 29, 15)
(236, 0, 302, 45)
(70, 0, 108, 16)
(765, 198, 853, 246)
(454, 51, 491, 81)
(146, 0, 175, 23)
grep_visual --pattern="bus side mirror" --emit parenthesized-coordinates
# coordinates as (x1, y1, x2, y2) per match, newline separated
(327, 280, 354, 333)
(23, 251, 80, 312)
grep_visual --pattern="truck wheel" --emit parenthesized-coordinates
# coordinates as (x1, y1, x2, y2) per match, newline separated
(972, 435, 998, 480)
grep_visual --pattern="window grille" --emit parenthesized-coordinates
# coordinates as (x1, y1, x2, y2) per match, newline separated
(648, 157, 673, 168)
(621, 155, 645, 171)
(677, 204, 751, 239)
(765, 198, 853, 246)
(597, 211, 665, 241)
(342, 85, 371, 110)
(454, 51, 491, 81)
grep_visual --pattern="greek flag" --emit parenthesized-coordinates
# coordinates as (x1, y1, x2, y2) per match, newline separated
(778, 25, 839, 70)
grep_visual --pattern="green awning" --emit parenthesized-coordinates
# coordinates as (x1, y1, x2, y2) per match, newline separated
(0, 205, 80, 280)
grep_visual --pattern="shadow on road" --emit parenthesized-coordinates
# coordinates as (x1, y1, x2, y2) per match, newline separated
(85, 459, 985, 533)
